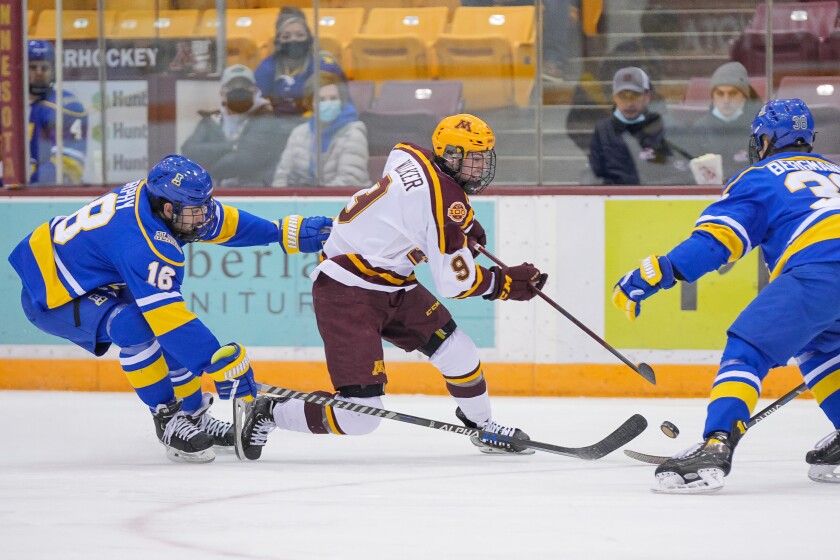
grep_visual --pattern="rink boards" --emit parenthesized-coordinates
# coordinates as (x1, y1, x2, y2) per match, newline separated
(0, 195, 806, 398)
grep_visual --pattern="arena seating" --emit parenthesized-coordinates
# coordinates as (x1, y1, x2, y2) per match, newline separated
(114, 10, 202, 39)
(31, 10, 117, 40)
(301, 8, 366, 71)
(349, 6, 449, 83)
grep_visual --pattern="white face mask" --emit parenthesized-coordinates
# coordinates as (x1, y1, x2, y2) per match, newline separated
(319, 99, 342, 123)
(712, 106, 744, 123)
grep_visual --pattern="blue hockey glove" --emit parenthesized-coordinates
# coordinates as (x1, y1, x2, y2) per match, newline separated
(279, 215, 333, 254)
(204, 343, 257, 401)
(612, 255, 676, 321)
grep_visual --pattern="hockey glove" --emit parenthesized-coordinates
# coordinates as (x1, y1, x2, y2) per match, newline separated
(279, 215, 333, 254)
(612, 255, 676, 321)
(205, 343, 257, 401)
(465, 219, 487, 257)
(483, 263, 547, 301)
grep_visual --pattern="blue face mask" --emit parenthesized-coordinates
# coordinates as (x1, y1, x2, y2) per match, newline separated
(613, 108, 646, 125)
(712, 106, 744, 123)
(319, 100, 342, 123)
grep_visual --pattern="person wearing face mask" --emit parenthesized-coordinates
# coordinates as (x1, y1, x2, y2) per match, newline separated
(585, 66, 683, 185)
(181, 64, 283, 187)
(272, 72, 369, 187)
(683, 62, 763, 181)
(253, 7, 345, 121)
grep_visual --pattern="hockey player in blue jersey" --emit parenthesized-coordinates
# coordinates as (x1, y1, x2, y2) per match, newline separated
(612, 99, 840, 492)
(28, 40, 88, 185)
(8, 154, 332, 463)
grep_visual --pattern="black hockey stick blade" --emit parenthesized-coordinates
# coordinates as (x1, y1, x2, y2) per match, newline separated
(623, 383, 809, 466)
(257, 383, 647, 460)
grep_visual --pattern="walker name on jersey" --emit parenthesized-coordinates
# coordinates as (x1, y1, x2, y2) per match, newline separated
(394, 159, 424, 191)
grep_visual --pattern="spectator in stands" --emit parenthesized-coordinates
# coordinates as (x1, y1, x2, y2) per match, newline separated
(273, 72, 369, 188)
(28, 40, 88, 186)
(254, 7, 345, 120)
(683, 62, 763, 180)
(460, 0, 579, 83)
(585, 67, 684, 185)
(181, 64, 283, 187)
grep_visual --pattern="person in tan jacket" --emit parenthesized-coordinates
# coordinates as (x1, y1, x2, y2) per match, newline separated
(272, 73, 370, 187)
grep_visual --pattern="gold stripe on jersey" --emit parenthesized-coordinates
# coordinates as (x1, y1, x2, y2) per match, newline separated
(124, 354, 169, 389)
(709, 380, 759, 412)
(724, 156, 838, 195)
(693, 222, 744, 262)
(37, 98, 88, 118)
(347, 254, 416, 285)
(396, 143, 447, 254)
(173, 376, 202, 399)
(324, 406, 345, 435)
(770, 213, 840, 280)
(460, 207, 475, 230)
(29, 222, 73, 309)
(143, 301, 199, 336)
(444, 364, 483, 385)
(454, 265, 485, 299)
(812, 369, 840, 404)
(203, 204, 240, 244)
(135, 183, 184, 268)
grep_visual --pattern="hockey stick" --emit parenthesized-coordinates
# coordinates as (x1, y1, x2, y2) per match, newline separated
(469, 241, 656, 385)
(624, 382, 809, 465)
(257, 382, 648, 460)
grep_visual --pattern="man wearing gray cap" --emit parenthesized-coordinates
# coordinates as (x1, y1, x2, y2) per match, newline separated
(684, 62, 762, 180)
(586, 66, 675, 185)
(181, 64, 284, 187)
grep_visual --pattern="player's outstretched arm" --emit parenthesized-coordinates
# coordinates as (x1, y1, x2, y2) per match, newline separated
(279, 215, 333, 254)
(612, 255, 676, 321)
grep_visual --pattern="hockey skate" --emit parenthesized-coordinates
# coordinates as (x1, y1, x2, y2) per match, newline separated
(653, 430, 739, 494)
(189, 392, 235, 452)
(152, 400, 215, 463)
(806, 429, 840, 483)
(240, 396, 278, 460)
(455, 407, 535, 455)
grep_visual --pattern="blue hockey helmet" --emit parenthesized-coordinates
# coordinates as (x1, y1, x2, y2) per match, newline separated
(748, 98, 815, 163)
(28, 40, 55, 96)
(28, 40, 55, 63)
(146, 155, 217, 243)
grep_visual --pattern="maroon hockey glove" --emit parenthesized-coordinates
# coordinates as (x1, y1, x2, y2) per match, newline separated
(484, 263, 547, 301)
(465, 219, 487, 257)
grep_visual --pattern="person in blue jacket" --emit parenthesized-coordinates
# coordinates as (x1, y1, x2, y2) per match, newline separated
(8, 154, 331, 463)
(613, 99, 840, 493)
(28, 40, 88, 185)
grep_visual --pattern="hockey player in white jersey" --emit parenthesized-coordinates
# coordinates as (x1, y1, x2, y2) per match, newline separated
(242, 114, 547, 459)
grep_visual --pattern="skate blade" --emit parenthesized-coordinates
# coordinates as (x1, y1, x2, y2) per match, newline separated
(233, 398, 254, 461)
(651, 468, 725, 494)
(165, 446, 216, 464)
(808, 464, 840, 483)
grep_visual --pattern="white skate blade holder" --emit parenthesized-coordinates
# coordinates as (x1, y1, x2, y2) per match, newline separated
(809, 464, 840, 483)
(165, 446, 215, 464)
(651, 468, 725, 494)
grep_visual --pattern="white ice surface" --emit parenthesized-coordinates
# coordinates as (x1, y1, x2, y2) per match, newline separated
(0, 391, 835, 559)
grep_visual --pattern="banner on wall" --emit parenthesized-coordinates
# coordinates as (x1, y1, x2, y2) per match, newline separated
(66, 80, 149, 185)
(604, 199, 764, 350)
(0, 199, 496, 349)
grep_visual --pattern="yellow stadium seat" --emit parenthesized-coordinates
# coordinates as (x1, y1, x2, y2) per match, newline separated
(434, 6, 535, 109)
(301, 7, 365, 70)
(199, 8, 279, 67)
(113, 10, 201, 39)
(30, 10, 118, 40)
(350, 6, 448, 83)
(27, 10, 35, 35)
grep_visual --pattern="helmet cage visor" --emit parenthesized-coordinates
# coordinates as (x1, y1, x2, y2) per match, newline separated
(168, 198, 217, 243)
(442, 145, 496, 195)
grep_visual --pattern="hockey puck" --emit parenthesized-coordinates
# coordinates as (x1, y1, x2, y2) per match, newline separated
(660, 421, 679, 439)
